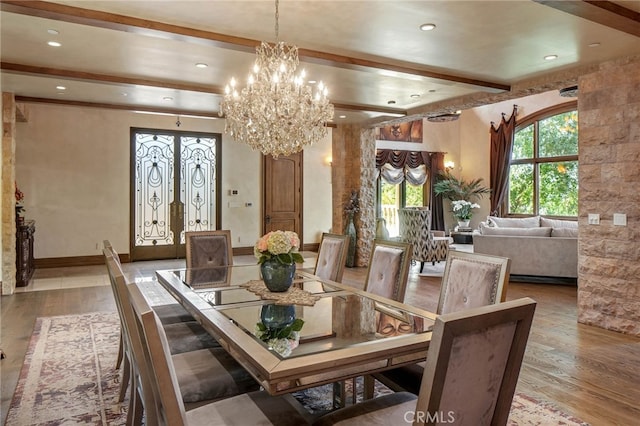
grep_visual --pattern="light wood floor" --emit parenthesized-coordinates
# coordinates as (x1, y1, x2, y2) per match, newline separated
(2, 257, 639, 425)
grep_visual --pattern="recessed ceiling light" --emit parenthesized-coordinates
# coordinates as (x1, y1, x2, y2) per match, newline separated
(163, 96, 173, 101)
(47, 29, 59, 35)
(308, 80, 317, 84)
(339, 115, 347, 119)
(410, 94, 421, 99)
(121, 92, 128, 97)
(56, 85, 66, 90)
(544, 54, 558, 61)
(195, 63, 208, 68)
(588, 42, 601, 48)
(47, 41, 62, 47)
(387, 100, 396, 105)
(420, 23, 436, 31)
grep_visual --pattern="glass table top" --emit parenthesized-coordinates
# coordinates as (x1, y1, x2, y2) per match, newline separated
(165, 265, 435, 360)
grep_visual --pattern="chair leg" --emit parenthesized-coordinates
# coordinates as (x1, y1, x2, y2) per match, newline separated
(115, 332, 124, 369)
(420, 262, 425, 273)
(119, 354, 131, 402)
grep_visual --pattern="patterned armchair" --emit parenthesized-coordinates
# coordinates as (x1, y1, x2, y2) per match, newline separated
(398, 207, 449, 273)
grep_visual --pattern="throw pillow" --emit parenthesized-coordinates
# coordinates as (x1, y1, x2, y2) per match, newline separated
(487, 216, 540, 228)
(551, 227, 578, 238)
(481, 226, 552, 237)
(541, 217, 578, 229)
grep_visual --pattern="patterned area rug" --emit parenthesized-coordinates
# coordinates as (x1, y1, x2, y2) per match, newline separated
(5, 312, 127, 425)
(6, 312, 590, 425)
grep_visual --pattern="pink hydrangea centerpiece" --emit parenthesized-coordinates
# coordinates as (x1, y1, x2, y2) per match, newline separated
(254, 230, 304, 265)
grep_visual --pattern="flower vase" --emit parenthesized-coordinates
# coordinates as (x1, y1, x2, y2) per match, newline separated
(260, 304, 296, 330)
(457, 220, 470, 228)
(260, 258, 296, 292)
(345, 212, 357, 267)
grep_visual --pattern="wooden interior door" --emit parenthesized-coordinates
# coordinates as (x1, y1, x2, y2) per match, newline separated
(263, 152, 303, 240)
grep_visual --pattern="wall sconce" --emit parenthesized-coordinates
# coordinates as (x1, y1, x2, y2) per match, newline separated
(326, 156, 333, 167)
(444, 161, 455, 172)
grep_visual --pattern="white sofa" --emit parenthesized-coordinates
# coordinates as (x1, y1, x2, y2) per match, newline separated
(472, 216, 578, 279)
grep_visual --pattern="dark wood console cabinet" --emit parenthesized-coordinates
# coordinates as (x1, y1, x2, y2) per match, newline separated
(16, 220, 36, 287)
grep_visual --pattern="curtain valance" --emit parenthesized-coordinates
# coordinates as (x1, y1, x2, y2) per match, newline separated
(375, 150, 430, 170)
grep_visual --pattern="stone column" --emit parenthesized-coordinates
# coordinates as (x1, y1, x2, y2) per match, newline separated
(578, 57, 640, 336)
(2, 92, 17, 295)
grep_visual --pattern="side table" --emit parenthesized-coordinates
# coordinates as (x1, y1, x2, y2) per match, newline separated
(451, 231, 474, 245)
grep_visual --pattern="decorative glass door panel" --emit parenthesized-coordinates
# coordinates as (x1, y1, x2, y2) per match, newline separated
(180, 136, 218, 243)
(130, 128, 221, 261)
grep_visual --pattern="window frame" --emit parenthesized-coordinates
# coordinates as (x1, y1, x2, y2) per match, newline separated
(506, 101, 578, 218)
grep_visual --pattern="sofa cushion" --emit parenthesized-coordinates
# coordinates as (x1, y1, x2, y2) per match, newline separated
(481, 226, 552, 237)
(551, 227, 578, 238)
(487, 216, 540, 228)
(541, 217, 578, 229)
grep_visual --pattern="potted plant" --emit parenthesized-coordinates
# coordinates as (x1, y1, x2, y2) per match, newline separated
(434, 171, 489, 227)
(433, 171, 490, 202)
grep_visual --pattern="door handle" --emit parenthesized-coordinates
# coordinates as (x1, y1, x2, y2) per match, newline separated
(265, 215, 271, 224)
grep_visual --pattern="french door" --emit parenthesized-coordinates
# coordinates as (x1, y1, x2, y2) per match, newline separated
(130, 128, 221, 261)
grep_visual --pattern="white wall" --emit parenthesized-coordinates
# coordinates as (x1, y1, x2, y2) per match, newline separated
(15, 103, 332, 259)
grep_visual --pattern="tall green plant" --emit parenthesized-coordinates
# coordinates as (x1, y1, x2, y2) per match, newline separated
(433, 171, 490, 202)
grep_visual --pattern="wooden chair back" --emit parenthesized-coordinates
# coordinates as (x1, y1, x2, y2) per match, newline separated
(128, 280, 189, 426)
(364, 239, 412, 302)
(314, 233, 349, 282)
(103, 249, 158, 425)
(185, 230, 233, 269)
(413, 298, 536, 426)
(437, 250, 511, 315)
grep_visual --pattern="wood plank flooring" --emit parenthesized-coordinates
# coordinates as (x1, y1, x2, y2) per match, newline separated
(2, 258, 639, 425)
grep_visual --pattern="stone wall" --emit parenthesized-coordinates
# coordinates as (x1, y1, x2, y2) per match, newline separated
(331, 124, 376, 267)
(578, 57, 640, 336)
(2, 93, 17, 295)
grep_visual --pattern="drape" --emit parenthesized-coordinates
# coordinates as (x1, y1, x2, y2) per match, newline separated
(429, 152, 445, 231)
(489, 106, 518, 216)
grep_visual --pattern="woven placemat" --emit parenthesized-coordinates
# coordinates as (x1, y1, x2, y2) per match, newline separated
(239, 279, 321, 306)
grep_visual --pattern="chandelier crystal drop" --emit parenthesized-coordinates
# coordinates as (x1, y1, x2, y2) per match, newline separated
(219, 1, 334, 158)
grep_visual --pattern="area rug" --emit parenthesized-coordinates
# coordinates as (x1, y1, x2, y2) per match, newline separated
(5, 312, 127, 425)
(6, 312, 589, 425)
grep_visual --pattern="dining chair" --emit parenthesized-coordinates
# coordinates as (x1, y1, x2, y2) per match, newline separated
(397, 207, 449, 273)
(315, 297, 537, 426)
(363, 239, 412, 302)
(369, 249, 512, 396)
(313, 233, 350, 282)
(185, 230, 234, 269)
(102, 243, 218, 355)
(127, 282, 314, 426)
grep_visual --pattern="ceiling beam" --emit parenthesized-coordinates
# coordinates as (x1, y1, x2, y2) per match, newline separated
(534, 0, 640, 37)
(0, 0, 510, 92)
(1, 62, 408, 116)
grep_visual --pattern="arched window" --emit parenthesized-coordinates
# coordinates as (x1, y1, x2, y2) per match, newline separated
(507, 102, 578, 217)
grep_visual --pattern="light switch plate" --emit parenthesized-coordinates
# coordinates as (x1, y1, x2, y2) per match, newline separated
(588, 213, 600, 225)
(613, 213, 627, 226)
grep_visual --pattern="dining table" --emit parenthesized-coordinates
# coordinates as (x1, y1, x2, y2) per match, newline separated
(154, 264, 436, 401)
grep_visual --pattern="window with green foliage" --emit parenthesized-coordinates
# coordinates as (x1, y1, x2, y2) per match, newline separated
(508, 104, 578, 217)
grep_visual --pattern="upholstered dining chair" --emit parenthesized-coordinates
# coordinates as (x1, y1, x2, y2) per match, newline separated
(315, 297, 537, 426)
(398, 207, 449, 273)
(363, 239, 413, 303)
(313, 233, 350, 282)
(185, 230, 233, 269)
(369, 249, 512, 396)
(127, 281, 314, 426)
(108, 255, 261, 424)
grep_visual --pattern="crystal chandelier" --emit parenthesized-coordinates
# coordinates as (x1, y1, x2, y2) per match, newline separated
(219, 0, 334, 158)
